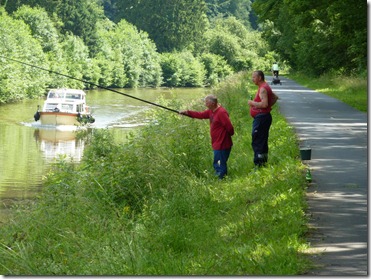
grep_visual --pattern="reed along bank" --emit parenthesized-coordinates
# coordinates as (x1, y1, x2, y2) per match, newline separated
(0, 72, 311, 275)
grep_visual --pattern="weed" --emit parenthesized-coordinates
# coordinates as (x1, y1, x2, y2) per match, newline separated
(0, 73, 311, 275)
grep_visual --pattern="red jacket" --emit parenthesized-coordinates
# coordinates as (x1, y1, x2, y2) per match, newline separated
(186, 106, 234, 150)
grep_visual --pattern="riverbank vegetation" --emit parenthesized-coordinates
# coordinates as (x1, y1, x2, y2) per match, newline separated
(0, 72, 312, 275)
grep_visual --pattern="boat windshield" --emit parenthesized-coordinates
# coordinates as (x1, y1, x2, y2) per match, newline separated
(65, 93, 82, 100)
(45, 103, 59, 111)
(61, 104, 74, 112)
(44, 103, 75, 112)
(48, 92, 62, 99)
(47, 90, 85, 100)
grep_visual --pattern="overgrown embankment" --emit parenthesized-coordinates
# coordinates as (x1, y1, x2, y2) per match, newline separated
(0, 72, 311, 275)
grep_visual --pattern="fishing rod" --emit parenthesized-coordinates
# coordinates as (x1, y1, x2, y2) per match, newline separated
(0, 55, 182, 115)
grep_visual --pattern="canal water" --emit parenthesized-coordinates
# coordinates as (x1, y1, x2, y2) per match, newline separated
(0, 87, 208, 220)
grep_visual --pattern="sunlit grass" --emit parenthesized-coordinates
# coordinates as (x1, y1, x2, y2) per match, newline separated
(0, 72, 312, 275)
(288, 73, 367, 112)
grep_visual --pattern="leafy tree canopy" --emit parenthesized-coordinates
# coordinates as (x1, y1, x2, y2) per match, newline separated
(205, 0, 255, 28)
(4, 0, 105, 52)
(252, 0, 367, 75)
(112, 0, 209, 52)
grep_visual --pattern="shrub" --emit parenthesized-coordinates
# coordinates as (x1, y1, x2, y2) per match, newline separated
(160, 52, 206, 87)
(200, 53, 233, 86)
(0, 74, 310, 276)
(203, 17, 273, 72)
(0, 8, 48, 102)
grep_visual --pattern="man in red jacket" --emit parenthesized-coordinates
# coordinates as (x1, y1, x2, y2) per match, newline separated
(180, 95, 234, 179)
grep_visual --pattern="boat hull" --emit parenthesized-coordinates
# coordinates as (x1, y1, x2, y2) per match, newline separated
(40, 112, 80, 126)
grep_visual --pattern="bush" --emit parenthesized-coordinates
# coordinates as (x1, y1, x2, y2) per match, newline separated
(203, 17, 274, 72)
(0, 73, 311, 275)
(160, 52, 206, 87)
(200, 53, 233, 86)
(0, 8, 48, 103)
(92, 19, 162, 88)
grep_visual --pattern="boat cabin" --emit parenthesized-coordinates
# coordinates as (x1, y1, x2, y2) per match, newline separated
(43, 89, 89, 114)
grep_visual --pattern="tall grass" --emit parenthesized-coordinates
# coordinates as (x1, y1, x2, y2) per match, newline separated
(288, 73, 367, 112)
(0, 72, 312, 275)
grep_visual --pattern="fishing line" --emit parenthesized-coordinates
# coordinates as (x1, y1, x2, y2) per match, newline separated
(0, 55, 182, 115)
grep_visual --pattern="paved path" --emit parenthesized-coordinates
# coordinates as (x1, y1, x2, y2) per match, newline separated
(270, 76, 368, 276)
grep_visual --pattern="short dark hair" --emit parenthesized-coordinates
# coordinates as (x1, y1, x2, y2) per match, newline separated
(254, 70, 265, 81)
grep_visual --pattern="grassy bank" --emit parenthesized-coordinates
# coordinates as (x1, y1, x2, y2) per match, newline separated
(288, 73, 367, 112)
(0, 73, 311, 275)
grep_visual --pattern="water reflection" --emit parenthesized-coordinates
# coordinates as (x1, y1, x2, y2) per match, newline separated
(33, 128, 85, 162)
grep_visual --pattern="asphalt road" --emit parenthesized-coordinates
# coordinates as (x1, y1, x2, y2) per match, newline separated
(270, 76, 368, 276)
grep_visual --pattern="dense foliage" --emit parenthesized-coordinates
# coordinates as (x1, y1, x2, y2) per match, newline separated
(0, 0, 366, 102)
(0, 1, 271, 104)
(253, 0, 367, 76)
(0, 73, 311, 275)
(0, 7, 158, 101)
(0, 8, 48, 103)
(113, 0, 209, 52)
(205, 0, 256, 28)
(203, 16, 273, 72)
(4, 0, 105, 50)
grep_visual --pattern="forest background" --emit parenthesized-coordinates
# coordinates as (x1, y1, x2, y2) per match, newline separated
(0, 0, 367, 104)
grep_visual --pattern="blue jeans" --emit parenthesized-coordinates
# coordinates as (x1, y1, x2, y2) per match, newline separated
(213, 148, 231, 179)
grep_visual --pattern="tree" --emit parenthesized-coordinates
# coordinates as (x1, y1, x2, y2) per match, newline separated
(92, 19, 162, 88)
(112, 20, 162, 87)
(59, 33, 91, 89)
(114, 0, 208, 52)
(12, 5, 60, 53)
(54, 0, 105, 53)
(204, 16, 270, 71)
(205, 0, 254, 28)
(160, 52, 206, 87)
(0, 8, 48, 102)
(4, 0, 105, 53)
(200, 53, 233, 86)
(12, 5, 73, 88)
(253, 0, 367, 75)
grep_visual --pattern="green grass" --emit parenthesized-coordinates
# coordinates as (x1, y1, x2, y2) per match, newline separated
(0, 73, 312, 275)
(288, 73, 367, 112)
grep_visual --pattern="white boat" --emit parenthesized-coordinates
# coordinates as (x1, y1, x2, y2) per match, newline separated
(34, 88, 95, 126)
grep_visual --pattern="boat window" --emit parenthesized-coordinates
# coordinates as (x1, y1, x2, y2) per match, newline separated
(61, 104, 74, 112)
(48, 92, 61, 98)
(45, 103, 59, 111)
(66, 93, 81, 99)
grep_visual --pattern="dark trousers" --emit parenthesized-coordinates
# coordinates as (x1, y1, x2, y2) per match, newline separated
(252, 113, 272, 166)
